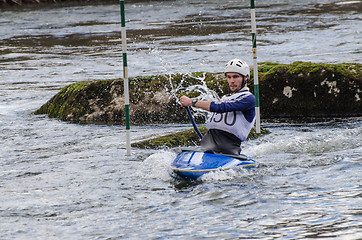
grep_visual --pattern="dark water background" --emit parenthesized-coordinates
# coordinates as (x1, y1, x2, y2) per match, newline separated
(1, 0, 361, 239)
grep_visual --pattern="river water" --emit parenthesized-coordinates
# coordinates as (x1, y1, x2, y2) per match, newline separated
(1, 0, 361, 239)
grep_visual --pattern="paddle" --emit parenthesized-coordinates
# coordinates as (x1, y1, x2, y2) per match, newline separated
(185, 106, 203, 139)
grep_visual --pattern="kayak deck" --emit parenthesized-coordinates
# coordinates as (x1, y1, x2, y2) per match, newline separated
(171, 150, 258, 180)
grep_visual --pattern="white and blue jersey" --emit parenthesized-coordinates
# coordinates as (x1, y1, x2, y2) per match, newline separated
(206, 87, 256, 142)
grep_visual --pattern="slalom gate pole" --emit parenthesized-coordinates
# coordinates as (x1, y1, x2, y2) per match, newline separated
(250, 0, 261, 133)
(120, 0, 131, 156)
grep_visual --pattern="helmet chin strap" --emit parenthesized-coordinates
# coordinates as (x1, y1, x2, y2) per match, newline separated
(241, 76, 247, 89)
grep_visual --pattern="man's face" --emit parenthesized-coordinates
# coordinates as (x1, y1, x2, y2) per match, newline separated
(226, 72, 245, 93)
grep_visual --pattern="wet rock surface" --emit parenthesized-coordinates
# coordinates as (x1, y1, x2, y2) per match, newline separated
(257, 62, 362, 118)
(35, 62, 362, 124)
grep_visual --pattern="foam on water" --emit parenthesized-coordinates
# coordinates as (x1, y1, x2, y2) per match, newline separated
(241, 123, 362, 176)
(137, 151, 176, 181)
(135, 120, 362, 183)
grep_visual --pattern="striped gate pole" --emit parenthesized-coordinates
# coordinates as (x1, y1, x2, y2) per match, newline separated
(120, 0, 131, 155)
(250, 0, 261, 133)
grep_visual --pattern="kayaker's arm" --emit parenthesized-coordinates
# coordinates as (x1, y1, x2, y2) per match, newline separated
(193, 99, 211, 111)
(180, 95, 211, 111)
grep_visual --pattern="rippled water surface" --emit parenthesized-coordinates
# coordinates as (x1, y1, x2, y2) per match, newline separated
(1, 0, 361, 239)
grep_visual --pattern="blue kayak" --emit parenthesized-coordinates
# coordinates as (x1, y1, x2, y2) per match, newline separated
(170, 149, 258, 180)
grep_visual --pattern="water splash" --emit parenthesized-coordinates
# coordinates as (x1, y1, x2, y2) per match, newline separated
(185, 80, 220, 119)
(147, 43, 223, 121)
(166, 71, 221, 121)
(137, 151, 176, 181)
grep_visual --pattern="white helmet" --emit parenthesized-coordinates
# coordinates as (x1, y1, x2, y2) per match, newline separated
(224, 59, 250, 77)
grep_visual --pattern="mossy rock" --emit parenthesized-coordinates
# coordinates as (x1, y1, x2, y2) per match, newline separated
(35, 80, 125, 124)
(253, 62, 362, 118)
(35, 72, 225, 124)
(131, 127, 270, 149)
(35, 62, 362, 124)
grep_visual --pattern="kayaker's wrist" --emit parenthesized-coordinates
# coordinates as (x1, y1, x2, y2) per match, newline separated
(192, 98, 198, 107)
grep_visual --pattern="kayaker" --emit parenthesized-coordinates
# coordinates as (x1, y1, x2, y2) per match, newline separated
(179, 59, 255, 155)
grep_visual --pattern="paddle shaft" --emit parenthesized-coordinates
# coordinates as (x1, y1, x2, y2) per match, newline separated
(185, 106, 203, 139)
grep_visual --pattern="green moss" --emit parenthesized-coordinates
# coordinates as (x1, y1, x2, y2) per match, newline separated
(286, 62, 319, 74)
(131, 126, 270, 149)
(35, 79, 123, 122)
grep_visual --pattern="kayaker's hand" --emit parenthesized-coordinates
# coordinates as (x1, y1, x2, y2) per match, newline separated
(180, 95, 192, 107)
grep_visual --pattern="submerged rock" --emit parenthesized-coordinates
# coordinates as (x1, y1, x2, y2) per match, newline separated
(35, 62, 362, 124)
(131, 126, 270, 149)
